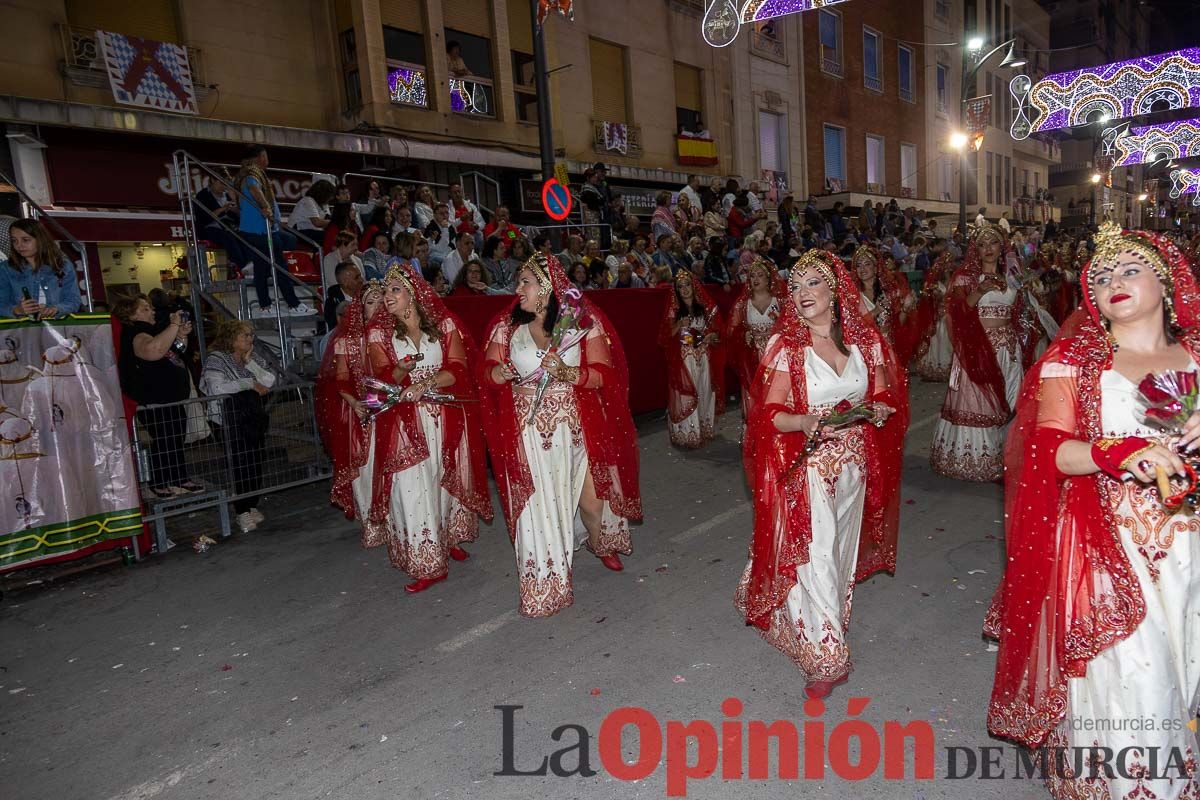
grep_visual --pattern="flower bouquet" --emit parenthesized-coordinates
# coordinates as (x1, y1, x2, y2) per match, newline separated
(680, 327, 706, 348)
(359, 372, 474, 425)
(1137, 369, 1200, 510)
(517, 286, 593, 426)
(785, 399, 879, 480)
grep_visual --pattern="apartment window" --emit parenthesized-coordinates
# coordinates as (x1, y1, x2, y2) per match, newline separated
(751, 19, 785, 60)
(901, 143, 917, 194)
(507, 0, 537, 122)
(589, 38, 628, 123)
(986, 151, 994, 205)
(759, 111, 785, 176)
(863, 28, 882, 92)
(898, 45, 914, 102)
(1022, 168, 1030, 196)
(939, 157, 955, 201)
(444, 28, 495, 116)
(339, 29, 362, 110)
(675, 63, 704, 135)
(66, 0, 179, 41)
(866, 134, 885, 188)
(384, 27, 429, 109)
(823, 124, 846, 186)
(936, 63, 948, 113)
(819, 11, 842, 76)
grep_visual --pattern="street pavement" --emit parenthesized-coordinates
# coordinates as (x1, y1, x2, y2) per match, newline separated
(1, 378, 1051, 800)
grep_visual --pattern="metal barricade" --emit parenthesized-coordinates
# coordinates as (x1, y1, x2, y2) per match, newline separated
(130, 382, 330, 551)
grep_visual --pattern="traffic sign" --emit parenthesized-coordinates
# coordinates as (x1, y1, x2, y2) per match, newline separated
(541, 178, 572, 221)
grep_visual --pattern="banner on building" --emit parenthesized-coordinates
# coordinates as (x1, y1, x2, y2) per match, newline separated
(97, 30, 199, 115)
(965, 95, 992, 151)
(0, 315, 143, 572)
(603, 123, 629, 155)
(537, 0, 575, 27)
(677, 136, 719, 166)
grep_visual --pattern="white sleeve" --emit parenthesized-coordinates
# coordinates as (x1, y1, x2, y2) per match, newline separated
(200, 368, 256, 396)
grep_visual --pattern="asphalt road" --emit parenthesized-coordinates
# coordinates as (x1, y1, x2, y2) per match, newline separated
(1, 378, 1050, 800)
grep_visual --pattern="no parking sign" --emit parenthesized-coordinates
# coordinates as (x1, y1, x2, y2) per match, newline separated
(541, 178, 572, 221)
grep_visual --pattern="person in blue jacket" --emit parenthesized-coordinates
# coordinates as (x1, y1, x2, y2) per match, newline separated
(0, 218, 82, 320)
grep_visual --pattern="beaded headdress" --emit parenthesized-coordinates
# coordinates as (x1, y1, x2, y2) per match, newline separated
(788, 250, 838, 293)
(970, 223, 1005, 247)
(1090, 221, 1171, 287)
(383, 262, 415, 294)
(362, 278, 384, 301)
(851, 245, 877, 269)
(674, 269, 694, 286)
(522, 254, 554, 294)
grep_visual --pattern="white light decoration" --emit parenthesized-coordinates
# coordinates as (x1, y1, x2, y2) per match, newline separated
(702, 0, 852, 47)
(1010, 47, 1200, 140)
(1107, 116, 1200, 166)
(1169, 168, 1200, 205)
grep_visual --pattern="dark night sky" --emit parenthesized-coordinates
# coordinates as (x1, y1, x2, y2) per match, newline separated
(1147, 0, 1194, 50)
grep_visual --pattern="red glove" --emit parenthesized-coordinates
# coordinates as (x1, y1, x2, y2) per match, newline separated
(1091, 436, 1153, 480)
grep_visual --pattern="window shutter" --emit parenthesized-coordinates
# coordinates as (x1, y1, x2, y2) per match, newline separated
(759, 112, 781, 172)
(824, 126, 844, 181)
(442, 0, 491, 38)
(589, 39, 627, 123)
(380, 0, 423, 29)
(67, 0, 179, 42)
(674, 63, 702, 112)
(507, 1, 533, 54)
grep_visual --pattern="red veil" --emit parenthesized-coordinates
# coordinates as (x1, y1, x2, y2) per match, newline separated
(944, 233, 1033, 422)
(895, 251, 954, 368)
(726, 259, 785, 396)
(315, 286, 383, 517)
(366, 261, 493, 528)
(657, 272, 727, 424)
(986, 227, 1200, 749)
(738, 251, 910, 630)
(480, 254, 642, 539)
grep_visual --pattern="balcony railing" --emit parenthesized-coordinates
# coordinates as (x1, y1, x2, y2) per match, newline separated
(592, 120, 643, 157)
(900, 85, 914, 103)
(58, 25, 209, 99)
(820, 46, 843, 77)
(751, 29, 785, 60)
(449, 76, 495, 117)
(865, 74, 882, 92)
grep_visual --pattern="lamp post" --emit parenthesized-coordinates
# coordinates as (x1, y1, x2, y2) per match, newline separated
(957, 38, 1026, 234)
(530, 0, 555, 182)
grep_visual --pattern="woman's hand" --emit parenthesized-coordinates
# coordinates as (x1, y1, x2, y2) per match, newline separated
(350, 399, 368, 421)
(1125, 443, 1186, 484)
(178, 320, 193, 338)
(871, 402, 897, 426)
(15, 298, 40, 317)
(778, 413, 821, 436)
(540, 351, 563, 375)
(252, 382, 270, 396)
(491, 362, 518, 384)
(392, 359, 416, 384)
(400, 378, 431, 403)
(704, 332, 720, 346)
(1178, 410, 1200, 451)
(36, 305, 59, 320)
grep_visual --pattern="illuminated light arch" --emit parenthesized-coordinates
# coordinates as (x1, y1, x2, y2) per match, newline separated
(1109, 117, 1200, 166)
(1010, 47, 1200, 140)
(1069, 96, 1122, 126)
(1168, 169, 1200, 205)
(702, 0, 852, 47)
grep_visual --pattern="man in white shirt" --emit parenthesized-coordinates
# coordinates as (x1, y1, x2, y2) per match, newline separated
(321, 230, 364, 289)
(679, 175, 702, 214)
(998, 210, 1011, 234)
(393, 206, 420, 237)
(449, 182, 485, 241)
(975, 207, 988, 228)
(441, 230, 475, 284)
(745, 182, 763, 213)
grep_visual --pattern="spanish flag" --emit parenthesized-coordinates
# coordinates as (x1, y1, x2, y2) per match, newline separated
(677, 136, 718, 166)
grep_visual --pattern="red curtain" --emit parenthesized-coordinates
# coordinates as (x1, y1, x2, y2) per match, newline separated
(445, 287, 742, 416)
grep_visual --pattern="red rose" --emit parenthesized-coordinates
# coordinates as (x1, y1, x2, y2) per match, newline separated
(834, 400, 853, 414)
(1138, 373, 1174, 405)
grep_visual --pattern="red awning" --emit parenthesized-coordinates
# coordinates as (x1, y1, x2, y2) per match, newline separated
(42, 207, 184, 243)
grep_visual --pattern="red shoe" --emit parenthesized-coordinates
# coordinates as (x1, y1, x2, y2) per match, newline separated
(449, 546, 470, 562)
(598, 553, 624, 572)
(804, 675, 848, 700)
(404, 573, 447, 594)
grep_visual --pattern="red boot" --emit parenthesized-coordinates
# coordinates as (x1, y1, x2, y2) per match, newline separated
(405, 573, 447, 594)
(449, 546, 470, 562)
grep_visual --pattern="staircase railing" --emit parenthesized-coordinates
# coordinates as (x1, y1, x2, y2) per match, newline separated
(0, 168, 94, 312)
(170, 150, 325, 373)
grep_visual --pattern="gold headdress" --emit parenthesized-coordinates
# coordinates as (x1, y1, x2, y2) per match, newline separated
(674, 269, 694, 286)
(851, 245, 877, 268)
(362, 278, 385, 301)
(522, 254, 553, 295)
(383, 262, 415, 294)
(970, 223, 1005, 247)
(788, 250, 838, 293)
(1091, 222, 1171, 286)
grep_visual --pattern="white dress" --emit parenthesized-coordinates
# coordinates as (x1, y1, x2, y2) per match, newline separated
(384, 331, 477, 579)
(743, 343, 871, 681)
(914, 314, 952, 382)
(1044, 363, 1200, 800)
(509, 323, 630, 618)
(930, 282, 1025, 482)
(668, 315, 716, 449)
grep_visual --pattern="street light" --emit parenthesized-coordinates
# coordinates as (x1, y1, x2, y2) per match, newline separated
(1138, 193, 1149, 202)
(1090, 173, 1103, 184)
(949, 131, 969, 150)
(959, 38, 1025, 234)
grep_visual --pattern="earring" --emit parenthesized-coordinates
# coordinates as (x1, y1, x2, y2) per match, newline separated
(1165, 294, 1179, 328)
(403, 307, 412, 321)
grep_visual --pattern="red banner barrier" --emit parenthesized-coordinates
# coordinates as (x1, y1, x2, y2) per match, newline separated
(444, 286, 743, 416)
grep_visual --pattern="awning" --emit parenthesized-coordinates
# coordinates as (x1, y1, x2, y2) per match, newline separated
(42, 207, 184, 242)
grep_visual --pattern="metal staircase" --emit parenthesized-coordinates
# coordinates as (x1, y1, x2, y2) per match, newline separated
(170, 150, 326, 378)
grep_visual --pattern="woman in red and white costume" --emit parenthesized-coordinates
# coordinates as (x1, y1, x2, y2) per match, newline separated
(482, 254, 642, 618)
(930, 224, 1036, 481)
(911, 251, 954, 382)
(987, 223, 1200, 799)
(659, 269, 725, 449)
(726, 257, 784, 422)
(366, 262, 492, 593)
(735, 250, 908, 700)
(316, 280, 387, 546)
(853, 245, 914, 350)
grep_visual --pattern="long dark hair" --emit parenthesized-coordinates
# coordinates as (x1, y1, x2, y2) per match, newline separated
(395, 293, 442, 342)
(511, 291, 559, 335)
(7, 219, 66, 277)
(673, 282, 706, 321)
(329, 202, 356, 232)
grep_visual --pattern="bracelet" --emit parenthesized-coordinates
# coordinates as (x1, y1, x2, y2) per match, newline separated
(557, 366, 580, 385)
(1091, 436, 1153, 479)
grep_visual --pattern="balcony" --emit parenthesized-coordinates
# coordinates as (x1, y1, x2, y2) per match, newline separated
(449, 77, 495, 118)
(900, 85, 914, 103)
(820, 46, 843, 78)
(387, 61, 429, 108)
(592, 120, 643, 157)
(865, 74, 882, 92)
(58, 25, 210, 100)
(751, 28, 785, 61)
